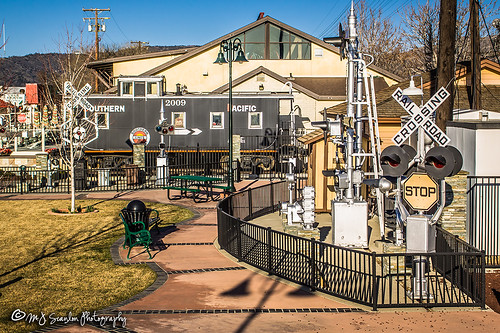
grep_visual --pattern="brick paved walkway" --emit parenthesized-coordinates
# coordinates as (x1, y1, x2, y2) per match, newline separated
(7, 181, 500, 332)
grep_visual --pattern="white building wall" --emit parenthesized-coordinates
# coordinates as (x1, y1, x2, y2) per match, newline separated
(447, 126, 476, 175)
(475, 128, 500, 176)
(448, 123, 500, 176)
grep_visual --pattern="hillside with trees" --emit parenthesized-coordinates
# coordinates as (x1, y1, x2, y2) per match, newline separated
(0, 46, 195, 87)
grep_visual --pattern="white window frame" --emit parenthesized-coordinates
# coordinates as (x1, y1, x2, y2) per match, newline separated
(248, 112, 262, 129)
(210, 112, 224, 129)
(120, 81, 134, 96)
(172, 112, 186, 129)
(95, 112, 109, 129)
(146, 82, 159, 97)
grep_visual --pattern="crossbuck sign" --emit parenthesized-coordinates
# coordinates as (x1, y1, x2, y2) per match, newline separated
(62, 81, 98, 146)
(64, 82, 94, 113)
(392, 87, 451, 147)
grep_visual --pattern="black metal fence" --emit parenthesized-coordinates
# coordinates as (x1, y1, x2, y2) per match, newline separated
(0, 161, 235, 194)
(467, 176, 500, 267)
(217, 181, 486, 310)
(0, 153, 309, 195)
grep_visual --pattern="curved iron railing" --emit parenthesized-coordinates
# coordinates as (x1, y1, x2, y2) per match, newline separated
(217, 181, 486, 310)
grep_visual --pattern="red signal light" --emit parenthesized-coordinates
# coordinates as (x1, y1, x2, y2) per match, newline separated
(168, 125, 174, 132)
(0, 127, 5, 133)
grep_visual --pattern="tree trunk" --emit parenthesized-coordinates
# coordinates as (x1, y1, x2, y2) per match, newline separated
(70, 123, 76, 213)
(436, 0, 457, 131)
(470, 0, 481, 110)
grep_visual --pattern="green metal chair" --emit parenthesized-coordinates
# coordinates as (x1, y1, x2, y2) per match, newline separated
(120, 212, 152, 260)
(120, 208, 161, 234)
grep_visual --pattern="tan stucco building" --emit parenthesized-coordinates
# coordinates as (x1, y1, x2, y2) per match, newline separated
(88, 15, 401, 130)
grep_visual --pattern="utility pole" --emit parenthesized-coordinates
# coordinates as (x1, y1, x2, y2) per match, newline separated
(82, 8, 110, 91)
(470, 0, 481, 110)
(130, 41, 149, 53)
(436, 0, 457, 132)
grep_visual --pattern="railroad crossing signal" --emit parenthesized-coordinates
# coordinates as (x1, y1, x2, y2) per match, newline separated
(73, 127, 86, 140)
(403, 173, 438, 211)
(156, 120, 175, 135)
(62, 81, 99, 147)
(64, 82, 94, 112)
(392, 87, 451, 147)
(155, 120, 202, 136)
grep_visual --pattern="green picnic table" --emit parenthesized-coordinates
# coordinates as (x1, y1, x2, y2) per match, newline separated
(164, 175, 230, 202)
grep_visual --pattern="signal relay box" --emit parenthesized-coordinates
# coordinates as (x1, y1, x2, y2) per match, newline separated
(332, 200, 368, 248)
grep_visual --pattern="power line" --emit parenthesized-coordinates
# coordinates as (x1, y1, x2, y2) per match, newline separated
(387, 0, 413, 20)
(110, 11, 130, 42)
(312, 3, 342, 36)
(477, 0, 500, 64)
(318, 1, 355, 38)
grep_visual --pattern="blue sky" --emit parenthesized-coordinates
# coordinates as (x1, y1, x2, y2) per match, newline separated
(0, 0, 429, 57)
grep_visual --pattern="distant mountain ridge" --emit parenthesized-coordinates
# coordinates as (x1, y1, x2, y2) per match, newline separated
(0, 46, 196, 87)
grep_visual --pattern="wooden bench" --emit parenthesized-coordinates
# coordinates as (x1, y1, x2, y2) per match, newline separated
(120, 212, 152, 260)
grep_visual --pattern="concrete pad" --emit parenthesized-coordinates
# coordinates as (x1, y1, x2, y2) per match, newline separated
(120, 269, 348, 311)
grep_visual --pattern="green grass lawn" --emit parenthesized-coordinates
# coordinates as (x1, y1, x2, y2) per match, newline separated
(0, 199, 193, 333)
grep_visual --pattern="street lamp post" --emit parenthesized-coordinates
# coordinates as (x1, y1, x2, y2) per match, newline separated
(214, 38, 248, 192)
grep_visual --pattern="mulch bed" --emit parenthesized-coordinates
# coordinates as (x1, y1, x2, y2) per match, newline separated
(485, 273, 500, 313)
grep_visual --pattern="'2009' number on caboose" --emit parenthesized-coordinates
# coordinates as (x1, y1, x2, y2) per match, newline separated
(164, 100, 186, 107)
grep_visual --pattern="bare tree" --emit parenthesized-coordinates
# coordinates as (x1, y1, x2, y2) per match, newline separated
(401, 1, 440, 73)
(100, 42, 149, 59)
(353, 1, 407, 77)
(400, 0, 500, 69)
(39, 27, 98, 212)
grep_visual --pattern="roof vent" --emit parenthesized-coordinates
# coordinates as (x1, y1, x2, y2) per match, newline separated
(257, 12, 264, 20)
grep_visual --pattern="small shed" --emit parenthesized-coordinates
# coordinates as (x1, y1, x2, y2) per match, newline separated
(298, 129, 338, 212)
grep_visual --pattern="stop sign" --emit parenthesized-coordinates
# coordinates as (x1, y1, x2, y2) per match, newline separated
(403, 173, 439, 211)
(17, 113, 27, 123)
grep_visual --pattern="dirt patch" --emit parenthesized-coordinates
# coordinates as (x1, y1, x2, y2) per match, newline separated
(485, 272, 500, 313)
(48, 209, 99, 215)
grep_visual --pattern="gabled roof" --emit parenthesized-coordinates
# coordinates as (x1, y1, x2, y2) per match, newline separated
(91, 15, 402, 82)
(211, 66, 345, 100)
(212, 66, 390, 101)
(456, 58, 500, 78)
(326, 75, 431, 119)
(292, 76, 389, 96)
(88, 47, 196, 67)
(455, 85, 500, 112)
(298, 128, 324, 145)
